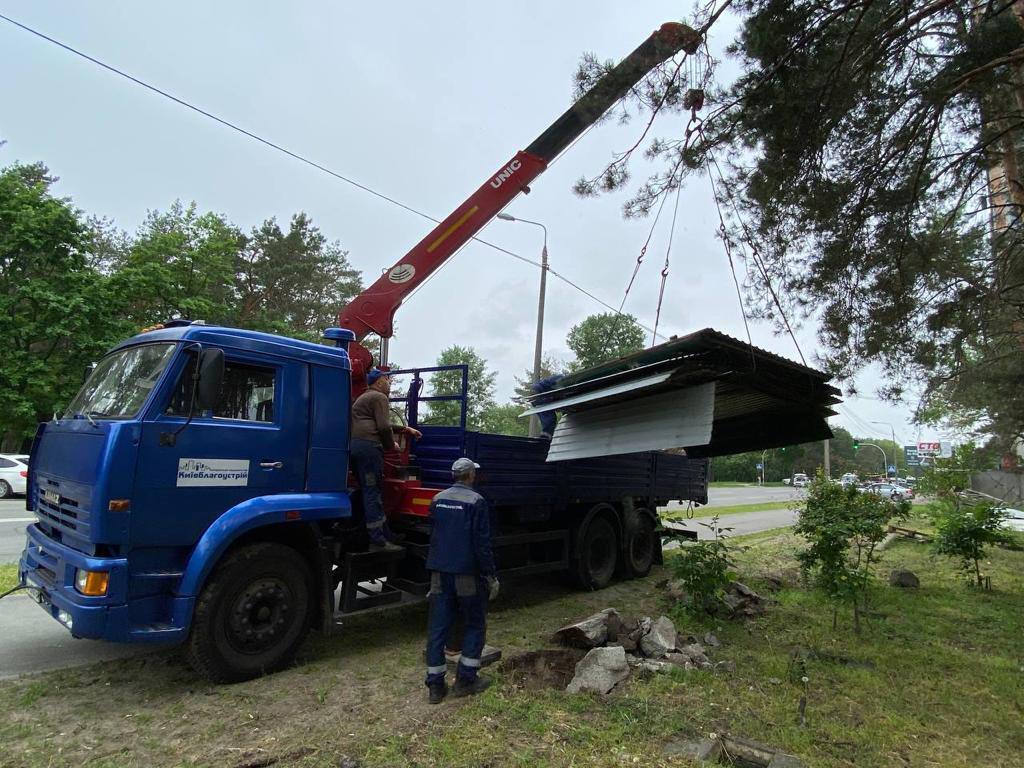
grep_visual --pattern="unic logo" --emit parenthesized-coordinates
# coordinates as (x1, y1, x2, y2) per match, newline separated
(490, 158, 522, 189)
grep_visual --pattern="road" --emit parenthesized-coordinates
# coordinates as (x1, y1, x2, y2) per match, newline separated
(1, 497, 31, 562)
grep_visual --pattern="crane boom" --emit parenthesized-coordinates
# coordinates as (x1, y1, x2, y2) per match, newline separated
(338, 22, 701, 373)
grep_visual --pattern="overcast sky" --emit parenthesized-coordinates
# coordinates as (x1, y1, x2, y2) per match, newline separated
(0, 1, 950, 454)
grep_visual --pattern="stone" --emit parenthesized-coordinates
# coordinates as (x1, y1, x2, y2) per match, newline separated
(552, 608, 620, 649)
(639, 616, 677, 659)
(566, 646, 630, 694)
(665, 653, 696, 671)
(889, 569, 920, 588)
(629, 617, 652, 645)
(767, 754, 805, 768)
(768, 676, 782, 685)
(730, 581, 760, 599)
(662, 737, 722, 761)
(676, 643, 710, 667)
(722, 593, 744, 612)
(606, 611, 626, 642)
(636, 659, 672, 675)
(703, 631, 721, 647)
(618, 635, 638, 653)
(715, 659, 736, 673)
(763, 568, 801, 590)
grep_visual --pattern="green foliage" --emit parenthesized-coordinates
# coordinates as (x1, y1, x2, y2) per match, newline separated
(795, 472, 906, 633)
(565, 312, 644, 372)
(424, 345, 497, 430)
(0, 163, 132, 448)
(917, 442, 991, 498)
(930, 498, 1009, 587)
(477, 403, 528, 437)
(0, 158, 363, 447)
(670, 515, 737, 616)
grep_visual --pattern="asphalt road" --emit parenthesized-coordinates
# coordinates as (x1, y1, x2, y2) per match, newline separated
(0, 487, 799, 679)
(0, 497, 31, 562)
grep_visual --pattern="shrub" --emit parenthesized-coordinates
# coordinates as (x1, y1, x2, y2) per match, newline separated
(930, 498, 1009, 588)
(670, 515, 736, 616)
(795, 472, 906, 633)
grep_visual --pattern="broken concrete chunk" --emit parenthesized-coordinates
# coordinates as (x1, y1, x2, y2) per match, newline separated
(566, 646, 630, 694)
(664, 653, 695, 671)
(767, 752, 805, 767)
(889, 569, 920, 588)
(636, 659, 673, 675)
(730, 581, 759, 599)
(552, 608, 620, 649)
(676, 643, 711, 667)
(639, 615, 677, 658)
(665, 579, 689, 602)
(662, 737, 722, 761)
(703, 631, 721, 647)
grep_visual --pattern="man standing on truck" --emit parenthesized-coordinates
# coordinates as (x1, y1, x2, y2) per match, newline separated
(351, 369, 421, 550)
(424, 457, 499, 703)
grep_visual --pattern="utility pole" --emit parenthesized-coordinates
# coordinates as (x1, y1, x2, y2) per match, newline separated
(871, 420, 899, 477)
(823, 438, 830, 479)
(497, 213, 548, 437)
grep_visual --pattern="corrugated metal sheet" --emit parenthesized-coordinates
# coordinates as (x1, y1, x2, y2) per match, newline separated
(520, 371, 672, 416)
(546, 383, 715, 462)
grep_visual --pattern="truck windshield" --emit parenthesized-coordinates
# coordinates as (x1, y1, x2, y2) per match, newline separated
(65, 343, 177, 420)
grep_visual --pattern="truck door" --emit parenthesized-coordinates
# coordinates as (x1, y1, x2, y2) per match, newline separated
(133, 351, 309, 547)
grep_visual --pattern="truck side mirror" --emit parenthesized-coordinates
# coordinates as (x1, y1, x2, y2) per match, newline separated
(196, 348, 224, 412)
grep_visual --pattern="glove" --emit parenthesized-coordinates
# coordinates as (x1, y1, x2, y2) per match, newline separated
(487, 576, 500, 601)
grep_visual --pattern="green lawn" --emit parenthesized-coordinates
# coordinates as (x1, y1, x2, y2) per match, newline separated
(0, 520, 1021, 767)
(662, 499, 795, 520)
(0, 563, 18, 594)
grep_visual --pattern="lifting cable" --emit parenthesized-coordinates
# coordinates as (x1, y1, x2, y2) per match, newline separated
(703, 138, 808, 367)
(651, 181, 684, 345)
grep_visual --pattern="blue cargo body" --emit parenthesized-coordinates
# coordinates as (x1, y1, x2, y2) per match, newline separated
(19, 324, 707, 681)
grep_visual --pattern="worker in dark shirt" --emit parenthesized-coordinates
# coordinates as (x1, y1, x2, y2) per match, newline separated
(424, 457, 498, 703)
(350, 369, 421, 550)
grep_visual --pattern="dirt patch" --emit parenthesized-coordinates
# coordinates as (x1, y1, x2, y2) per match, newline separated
(502, 648, 585, 691)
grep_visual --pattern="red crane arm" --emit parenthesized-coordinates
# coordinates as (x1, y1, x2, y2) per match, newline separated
(338, 22, 701, 354)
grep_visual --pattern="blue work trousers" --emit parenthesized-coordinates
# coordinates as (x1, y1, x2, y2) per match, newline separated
(425, 572, 488, 687)
(351, 438, 387, 544)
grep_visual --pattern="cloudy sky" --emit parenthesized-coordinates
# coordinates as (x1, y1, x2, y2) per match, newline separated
(0, 1, 947, 453)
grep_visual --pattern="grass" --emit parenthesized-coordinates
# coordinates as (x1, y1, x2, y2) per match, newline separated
(0, 519, 1021, 767)
(0, 563, 17, 594)
(662, 499, 796, 520)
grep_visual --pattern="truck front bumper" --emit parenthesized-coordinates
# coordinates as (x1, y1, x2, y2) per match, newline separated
(19, 523, 131, 641)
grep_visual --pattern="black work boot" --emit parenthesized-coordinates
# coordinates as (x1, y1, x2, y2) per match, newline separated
(428, 682, 448, 705)
(451, 676, 491, 698)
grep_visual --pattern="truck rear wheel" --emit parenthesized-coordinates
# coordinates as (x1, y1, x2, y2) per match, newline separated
(623, 510, 657, 578)
(186, 542, 312, 683)
(572, 509, 619, 590)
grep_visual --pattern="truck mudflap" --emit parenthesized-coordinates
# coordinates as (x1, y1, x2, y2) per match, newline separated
(19, 523, 131, 641)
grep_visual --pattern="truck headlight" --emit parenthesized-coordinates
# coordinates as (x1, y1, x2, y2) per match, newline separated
(75, 569, 109, 596)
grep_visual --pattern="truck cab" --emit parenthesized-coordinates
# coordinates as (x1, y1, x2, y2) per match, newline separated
(20, 322, 356, 678)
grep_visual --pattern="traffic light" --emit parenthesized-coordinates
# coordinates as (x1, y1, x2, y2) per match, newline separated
(853, 440, 860, 451)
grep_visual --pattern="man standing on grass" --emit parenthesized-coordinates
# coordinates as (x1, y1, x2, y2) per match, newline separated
(423, 457, 499, 704)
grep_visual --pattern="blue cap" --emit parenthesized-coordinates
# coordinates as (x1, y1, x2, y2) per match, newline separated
(367, 368, 390, 385)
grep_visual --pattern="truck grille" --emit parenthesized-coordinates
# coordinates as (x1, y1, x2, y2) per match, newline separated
(36, 485, 91, 544)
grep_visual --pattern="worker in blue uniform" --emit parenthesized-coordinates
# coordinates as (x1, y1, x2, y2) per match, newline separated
(424, 457, 499, 704)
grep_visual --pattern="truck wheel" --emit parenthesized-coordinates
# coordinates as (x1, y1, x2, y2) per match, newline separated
(624, 510, 657, 578)
(186, 542, 312, 683)
(572, 510, 619, 590)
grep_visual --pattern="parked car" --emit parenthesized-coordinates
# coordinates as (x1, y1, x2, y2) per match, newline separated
(998, 506, 1024, 533)
(0, 454, 29, 498)
(861, 482, 909, 501)
(792, 473, 809, 488)
(893, 481, 916, 499)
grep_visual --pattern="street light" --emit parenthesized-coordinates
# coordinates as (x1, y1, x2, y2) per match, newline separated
(857, 442, 888, 478)
(496, 212, 548, 438)
(870, 420, 899, 478)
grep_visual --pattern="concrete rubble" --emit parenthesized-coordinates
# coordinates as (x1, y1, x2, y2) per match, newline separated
(548, 607, 732, 693)
(889, 569, 920, 588)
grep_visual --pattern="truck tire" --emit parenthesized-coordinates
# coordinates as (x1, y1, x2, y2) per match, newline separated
(623, 509, 657, 578)
(572, 509, 619, 590)
(186, 542, 313, 683)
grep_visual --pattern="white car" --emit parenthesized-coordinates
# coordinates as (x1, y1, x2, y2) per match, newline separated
(0, 454, 29, 498)
(861, 482, 909, 501)
(999, 507, 1024, 533)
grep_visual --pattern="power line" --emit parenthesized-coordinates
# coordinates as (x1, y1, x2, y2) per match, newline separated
(0, 12, 659, 335)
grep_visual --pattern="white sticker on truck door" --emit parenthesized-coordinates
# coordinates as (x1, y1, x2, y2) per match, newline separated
(176, 458, 250, 487)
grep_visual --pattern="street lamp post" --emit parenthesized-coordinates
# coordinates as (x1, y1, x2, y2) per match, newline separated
(871, 420, 899, 478)
(497, 212, 548, 438)
(858, 442, 888, 478)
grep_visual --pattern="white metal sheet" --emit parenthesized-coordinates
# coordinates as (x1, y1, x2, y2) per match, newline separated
(545, 382, 716, 462)
(520, 371, 673, 416)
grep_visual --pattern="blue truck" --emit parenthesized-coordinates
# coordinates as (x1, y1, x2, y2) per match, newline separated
(20, 322, 707, 681)
(18, 23, 721, 682)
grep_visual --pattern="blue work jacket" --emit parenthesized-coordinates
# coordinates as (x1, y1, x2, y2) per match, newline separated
(425, 483, 496, 576)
